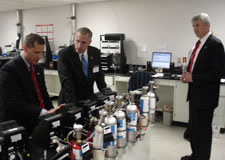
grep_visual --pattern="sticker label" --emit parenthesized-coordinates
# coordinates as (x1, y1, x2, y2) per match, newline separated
(118, 119, 126, 130)
(140, 99, 149, 112)
(117, 131, 126, 139)
(52, 120, 60, 128)
(73, 149, 82, 159)
(93, 66, 99, 73)
(82, 143, 90, 153)
(104, 126, 111, 134)
(149, 99, 156, 109)
(11, 133, 22, 142)
(128, 113, 137, 125)
(75, 112, 81, 119)
(127, 127, 137, 132)
(111, 125, 117, 139)
(90, 105, 96, 110)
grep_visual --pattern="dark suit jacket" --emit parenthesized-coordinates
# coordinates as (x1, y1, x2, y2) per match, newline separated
(187, 34, 225, 109)
(0, 55, 53, 134)
(58, 45, 106, 104)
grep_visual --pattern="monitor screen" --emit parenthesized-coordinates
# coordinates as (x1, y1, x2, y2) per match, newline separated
(38, 36, 52, 69)
(151, 52, 172, 69)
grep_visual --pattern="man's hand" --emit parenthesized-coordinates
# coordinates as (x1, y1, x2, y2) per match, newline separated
(180, 72, 193, 83)
(180, 74, 187, 83)
(46, 103, 66, 114)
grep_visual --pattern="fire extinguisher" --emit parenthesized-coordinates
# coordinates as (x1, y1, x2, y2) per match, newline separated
(70, 124, 83, 160)
(71, 140, 82, 160)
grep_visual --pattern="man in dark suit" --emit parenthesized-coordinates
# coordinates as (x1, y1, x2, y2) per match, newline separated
(58, 27, 107, 104)
(0, 33, 64, 134)
(181, 13, 225, 160)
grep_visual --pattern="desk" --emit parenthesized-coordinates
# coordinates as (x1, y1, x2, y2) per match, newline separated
(112, 75, 225, 128)
(112, 75, 189, 123)
(44, 70, 225, 128)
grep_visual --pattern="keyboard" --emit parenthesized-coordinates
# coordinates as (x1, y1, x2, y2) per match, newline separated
(164, 72, 172, 77)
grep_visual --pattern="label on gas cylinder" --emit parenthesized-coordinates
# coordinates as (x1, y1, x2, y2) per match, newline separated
(127, 126, 137, 132)
(73, 148, 82, 159)
(82, 143, 90, 154)
(109, 140, 117, 146)
(149, 99, 156, 109)
(111, 125, 117, 139)
(118, 119, 126, 130)
(104, 126, 112, 134)
(128, 113, 137, 125)
(117, 131, 126, 139)
(140, 99, 149, 112)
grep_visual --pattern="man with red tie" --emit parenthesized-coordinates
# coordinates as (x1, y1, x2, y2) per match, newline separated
(181, 13, 225, 160)
(0, 33, 64, 135)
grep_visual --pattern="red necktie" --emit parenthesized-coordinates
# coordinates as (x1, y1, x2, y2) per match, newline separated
(30, 65, 46, 109)
(189, 40, 201, 73)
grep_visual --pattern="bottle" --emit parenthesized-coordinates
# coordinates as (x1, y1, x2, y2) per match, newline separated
(182, 57, 187, 73)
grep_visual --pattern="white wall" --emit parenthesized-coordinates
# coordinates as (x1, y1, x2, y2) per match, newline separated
(0, 11, 17, 51)
(23, 5, 71, 52)
(0, 5, 72, 54)
(76, 0, 225, 65)
(0, 0, 225, 65)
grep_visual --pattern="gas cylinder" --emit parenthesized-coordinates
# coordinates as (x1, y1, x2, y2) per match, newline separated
(104, 115, 117, 158)
(93, 124, 105, 160)
(139, 86, 150, 127)
(71, 140, 82, 160)
(71, 124, 83, 160)
(114, 109, 126, 148)
(147, 81, 156, 123)
(93, 124, 104, 149)
(126, 91, 138, 142)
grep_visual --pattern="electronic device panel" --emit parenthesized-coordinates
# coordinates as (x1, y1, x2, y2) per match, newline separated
(151, 52, 172, 70)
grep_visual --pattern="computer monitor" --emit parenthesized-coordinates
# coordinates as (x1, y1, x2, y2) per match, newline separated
(38, 36, 52, 69)
(151, 52, 172, 70)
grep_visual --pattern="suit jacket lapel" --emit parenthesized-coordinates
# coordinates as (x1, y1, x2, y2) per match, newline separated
(15, 55, 38, 96)
(193, 35, 212, 72)
(72, 45, 88, 82)
(88, 47, 95, 74)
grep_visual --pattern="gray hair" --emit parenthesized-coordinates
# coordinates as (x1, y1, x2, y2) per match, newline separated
(192, 13, 211, 26)
(76, 27, 93, 38)
(24, 33, 45, 48)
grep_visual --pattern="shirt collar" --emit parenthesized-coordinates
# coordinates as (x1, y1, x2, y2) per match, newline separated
(79, 49, 88, 61)
(20, 52, 31, 70)
(199, 31, 211, 44)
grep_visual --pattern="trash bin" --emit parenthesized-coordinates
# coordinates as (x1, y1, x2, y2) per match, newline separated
(163, 104, 173, 125)
(212, 123, 220, 138)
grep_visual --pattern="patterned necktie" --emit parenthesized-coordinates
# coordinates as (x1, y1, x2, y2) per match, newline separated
(81, 54, 88, 76)
(189, 40, 201, 73)
(30, 64, 46, 109)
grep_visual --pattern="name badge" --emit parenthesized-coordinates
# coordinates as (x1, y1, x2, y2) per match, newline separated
(93, 66, 99, 73)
